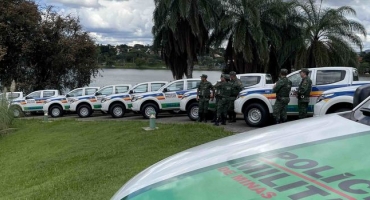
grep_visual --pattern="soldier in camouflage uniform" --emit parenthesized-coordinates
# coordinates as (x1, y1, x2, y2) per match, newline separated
(196, 74, 214, 122)
(296, 68, 312, 119)
(273, 69, 292, 124)
(211, 74, 223, 123)
(214, 74, 232, 126)
(228, 71, 243, 123)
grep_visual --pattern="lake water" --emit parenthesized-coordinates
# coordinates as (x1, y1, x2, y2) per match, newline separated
(89, 68, 370, 87)
(89, 69, 223, 87)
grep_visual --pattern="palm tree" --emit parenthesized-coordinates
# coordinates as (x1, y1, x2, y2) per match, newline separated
(214, 0, 294, 74)
(294, 0, 366, 68)
(152, 0, 220, 79)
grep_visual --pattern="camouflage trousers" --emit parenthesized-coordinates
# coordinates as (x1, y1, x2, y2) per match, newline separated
(273, 97, 290, 122)
(198, 97, 210, 114)
(298, 100, 309, 119)
(228, 97, 236, 113)
(217, 98, 229, 118)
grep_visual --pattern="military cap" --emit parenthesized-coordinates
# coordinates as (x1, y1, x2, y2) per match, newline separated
(229, 71, 237, 75)
(300, 68, 309, 75)
(280, 68, 288, 75)
(200, 74, 208, 78)
(224, 74, 230, 80)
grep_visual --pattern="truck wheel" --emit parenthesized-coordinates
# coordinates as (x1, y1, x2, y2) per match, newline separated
(77, 104, 92, 118)
(187, 103, 199, 121)
(110, 103, 126, 118)
(141, 103, 158, 119)
(244, 103, 269, 127)
(49, 105, 63, 118)
(12, 106, 24, 118)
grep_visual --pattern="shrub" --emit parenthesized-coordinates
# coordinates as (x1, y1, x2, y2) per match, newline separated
(0, 89, 14, 131)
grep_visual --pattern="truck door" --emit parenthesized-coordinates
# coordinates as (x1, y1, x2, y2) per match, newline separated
(162, 81, 185, 109)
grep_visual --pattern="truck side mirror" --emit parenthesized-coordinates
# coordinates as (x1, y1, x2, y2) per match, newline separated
(66, 94, 71, 97)
(25, 96, 33, 100)
(129, 90, 133, 94)
(361, 108, 370, 117)
(163, 88, 168, 92)
(353, 84, 370, 108)
(95, 92, 102, 96)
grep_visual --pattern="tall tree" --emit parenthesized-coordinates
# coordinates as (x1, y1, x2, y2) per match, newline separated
(216, 0, 294, 74)
(294, 0, 366, 68)
(152, 0, 219, 79)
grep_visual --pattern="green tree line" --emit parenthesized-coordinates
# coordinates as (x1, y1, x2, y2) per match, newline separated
(0, 0, 98, 93)
(153, 0, 366, 80)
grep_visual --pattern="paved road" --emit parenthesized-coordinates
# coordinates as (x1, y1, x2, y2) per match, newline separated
(20, 112, 257, 133)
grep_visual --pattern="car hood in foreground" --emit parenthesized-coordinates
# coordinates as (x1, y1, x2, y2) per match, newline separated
(112, 115, 370, 200)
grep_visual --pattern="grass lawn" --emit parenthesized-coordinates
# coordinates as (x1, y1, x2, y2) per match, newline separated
(0, 119, 233, 200)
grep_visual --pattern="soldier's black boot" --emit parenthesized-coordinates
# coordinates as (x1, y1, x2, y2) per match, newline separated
(232, 113, 237, 123)
(214, 118, 220, 126)
(203, 113, 207, 123)
(227, 112, 233, 123)
(211, 113, 217, 123)
(197, 112, 203, 122)
(275, 120, 280, 124)
(221, 114, 227, 125)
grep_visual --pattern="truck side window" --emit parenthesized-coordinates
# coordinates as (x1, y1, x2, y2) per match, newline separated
(133, 84, 148, 93)
(99, 87, 113, 95)
(353, 69, 359, 81)
(27, 91, 41, 98)
(151, 83, 165, 91)
(187, 80, 200, 90)
(240, 76, 261, 87)
(43, 91, 55, 97)
(316, 70, 346, 85)
(265, 75, 273, 84)
(288, 73, 302, 87)
(85, 88, 98, 95)
(69, 89, 83, 97)
(116, 86, 130, 94)
(167, 82, 184, 91)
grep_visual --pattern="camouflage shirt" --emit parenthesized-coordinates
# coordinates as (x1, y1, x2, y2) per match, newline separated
(213, 81, 222, 97)
(273, 77, 292, 98)
(197, 81, 213, 97)
(219, 81, 232, 98)
(298, 76, 312, 102)
(230, 78, 243, 97)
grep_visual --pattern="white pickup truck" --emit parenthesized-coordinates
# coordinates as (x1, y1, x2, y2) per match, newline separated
(180, 73, 273, 121)
(42, 87, 100, 118)
(131, 79, 201, 118)
(10, 90, 60, 117)
(234, 67, 370, 127)
(101, 81, 168, 118)
(69, 84, 132, 118)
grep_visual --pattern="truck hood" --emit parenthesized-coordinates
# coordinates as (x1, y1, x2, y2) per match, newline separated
(112, 114, 370, 200)
(239, 84, 275, 96)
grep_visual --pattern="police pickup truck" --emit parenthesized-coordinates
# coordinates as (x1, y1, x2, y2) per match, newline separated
(11, 90, 60, 117)
(42, 87, 100, 118)
(101, 81, 168, 118)
(69, 84, 132, 118)
(180, 73, 273, 121)
(235, 67, 369, 127)
(131, 79, 201, 118)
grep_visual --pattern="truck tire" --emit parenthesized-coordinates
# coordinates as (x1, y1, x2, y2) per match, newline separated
(141, 103, 158, 119)
(49, 105, 63, 118)
(77, 104, 92, 118)
(12, 106, 24, 118)
(187, 102, 199, 121)
(110, 103, 126, 118)
(244, 103, 269, 127)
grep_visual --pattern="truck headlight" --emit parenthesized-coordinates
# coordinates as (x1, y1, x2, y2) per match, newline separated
(131, 96, 143, 102)
(45, 99, 51, 103)
(317, 93, 334, 103)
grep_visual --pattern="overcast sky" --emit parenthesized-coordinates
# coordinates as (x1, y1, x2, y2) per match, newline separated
(38, 0, 370, 50)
